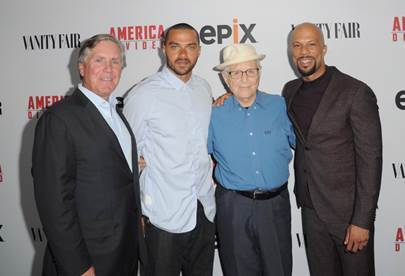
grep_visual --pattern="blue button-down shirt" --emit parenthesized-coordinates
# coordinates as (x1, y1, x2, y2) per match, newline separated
(208, 91, 295, 191)
(124, 67, 215, 233)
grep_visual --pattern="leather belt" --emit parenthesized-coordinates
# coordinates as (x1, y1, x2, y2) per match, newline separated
(234, 183, 287, 200)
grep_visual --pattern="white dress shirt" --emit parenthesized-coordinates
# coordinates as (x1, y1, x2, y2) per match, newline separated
(124, 67, 215, 233)
(79, 84, 132, 171)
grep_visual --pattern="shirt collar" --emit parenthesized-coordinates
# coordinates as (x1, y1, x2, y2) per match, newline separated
(79, 84, 117, 108)
(162, 66, 192, 90)
(230, 90, 266, 110)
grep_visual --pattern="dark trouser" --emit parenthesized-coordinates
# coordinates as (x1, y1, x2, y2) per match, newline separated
(302, 207, 375, 276)
(216, 185, 292, 276)
(142, 201, 215, 276)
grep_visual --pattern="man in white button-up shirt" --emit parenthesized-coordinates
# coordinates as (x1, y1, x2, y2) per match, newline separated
(124, 23, 215, 276)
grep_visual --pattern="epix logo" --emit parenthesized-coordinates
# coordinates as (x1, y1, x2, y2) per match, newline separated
(23, 33, 80, 50)
(395, 91, 405, 110)
(27, 95, 65, 119)
(392, 16, 405, 42)
(200, 17, 257, 45)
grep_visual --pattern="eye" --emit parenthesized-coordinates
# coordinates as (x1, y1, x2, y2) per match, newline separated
(170, 44, 179, 50)
(187, 45, 197, 50)
(229, 70, 242, 78)
(246, 68, 259, 76)
(112, 59, 121, 65)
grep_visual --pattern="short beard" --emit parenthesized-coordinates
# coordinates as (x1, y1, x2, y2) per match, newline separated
(167, 59, 196, 77)
(298, 63, 317, 77)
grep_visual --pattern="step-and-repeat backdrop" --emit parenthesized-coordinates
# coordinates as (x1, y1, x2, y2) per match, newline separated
(0, 0, 404, 275)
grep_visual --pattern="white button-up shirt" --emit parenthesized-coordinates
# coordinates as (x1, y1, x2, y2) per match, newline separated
(124, 67, 215, 233)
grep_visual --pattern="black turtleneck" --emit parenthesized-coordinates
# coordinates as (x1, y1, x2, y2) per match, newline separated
(292, 66, 332, 138)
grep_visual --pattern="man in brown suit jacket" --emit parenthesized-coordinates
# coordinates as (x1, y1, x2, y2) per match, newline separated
(282, 23, 382, 276)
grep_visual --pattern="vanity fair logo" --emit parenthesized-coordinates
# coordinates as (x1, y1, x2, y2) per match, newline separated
(392, 163, 405, 179)
(109, 24, 164, 50)
(30, 227, 46, 242)
(23, 33, 81, 50)
(392, 16, 405, 42)
(27, 95, 65, 119)
(291, 22, 361, 39)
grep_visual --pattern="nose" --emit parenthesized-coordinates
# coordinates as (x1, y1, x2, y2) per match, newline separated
(178, 47, 187, 57)
(104, 60, 113, 72)
(240, 71, 249, 81)
(300, 44, 310, 55)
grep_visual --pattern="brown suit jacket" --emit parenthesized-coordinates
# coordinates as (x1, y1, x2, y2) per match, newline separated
(282, 66, 382, 229)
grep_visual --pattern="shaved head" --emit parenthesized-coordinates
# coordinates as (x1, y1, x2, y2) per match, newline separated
(289, 22, 327, 81)
(290, 23, 325, 47)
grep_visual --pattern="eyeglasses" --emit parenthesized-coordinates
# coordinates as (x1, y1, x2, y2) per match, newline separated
(226, 68, 260, 80)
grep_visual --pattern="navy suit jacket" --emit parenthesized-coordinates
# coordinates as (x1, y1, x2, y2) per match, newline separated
(32, 89, 145, 276)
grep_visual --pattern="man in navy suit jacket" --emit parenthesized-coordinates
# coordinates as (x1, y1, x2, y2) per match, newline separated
(32, 34, 145, 276)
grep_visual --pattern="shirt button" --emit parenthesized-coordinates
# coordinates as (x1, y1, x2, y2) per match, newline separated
(249, 132, 253, 136)
(253, 106, 257, 109)
(247, 113, 251, 116)
(144, 195, 153, 205)
(252, 152, 256, 156)
(255, 170, 259, 174)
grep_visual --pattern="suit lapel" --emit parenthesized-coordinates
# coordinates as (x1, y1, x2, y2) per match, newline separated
(74, 89, 132, 175)
(116, 106, 139, 176)
(307, 67, 340, 137)
(286, 80, 306, 144)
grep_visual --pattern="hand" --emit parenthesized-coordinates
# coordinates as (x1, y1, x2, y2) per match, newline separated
(213, 92, 232, 106)
(138, 156, 146, 171)
(81, 266, 95, 276)
(344, 224, 369, 253)
(141, 216, 145, 236)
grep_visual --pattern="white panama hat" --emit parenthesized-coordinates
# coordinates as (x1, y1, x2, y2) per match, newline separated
(215, 43, 266, 71)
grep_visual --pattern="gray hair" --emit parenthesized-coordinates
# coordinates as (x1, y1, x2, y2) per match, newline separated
(78, 34, 126, 68)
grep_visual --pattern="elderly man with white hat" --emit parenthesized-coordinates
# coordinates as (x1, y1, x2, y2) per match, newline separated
(208, 43, 295, 276)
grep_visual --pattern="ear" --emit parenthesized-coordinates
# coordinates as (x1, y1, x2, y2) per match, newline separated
(162, 43, 166, 56)
(78, 63, 85, 78)
(322, 44, 328, 56)
(221, 71, 230, 86)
